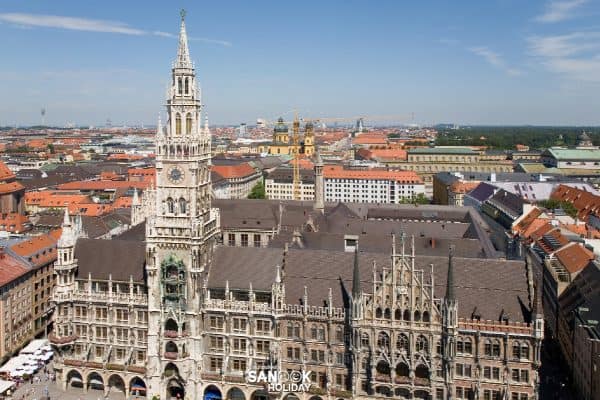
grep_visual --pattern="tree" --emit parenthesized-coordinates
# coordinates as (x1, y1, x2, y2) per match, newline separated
(248, 181, 266, 199)
(399, 193, 429, 205)
(538, 199, 578, 219)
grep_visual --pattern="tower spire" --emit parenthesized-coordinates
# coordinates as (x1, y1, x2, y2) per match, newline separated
(352, 246, 360, 298)
(176, 9, 192, 68)
(446, 245, 455, 301)
(63, 207, 71, 227)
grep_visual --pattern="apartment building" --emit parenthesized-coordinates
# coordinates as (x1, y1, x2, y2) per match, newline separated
(323, 165, 424, 204)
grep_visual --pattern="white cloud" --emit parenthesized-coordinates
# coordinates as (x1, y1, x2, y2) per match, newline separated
(528, 32, 600, 82)
(0, 12, 145, 35)
(468, 46, 522, 76)
(0, 12, 232, 46)
(535, 0, 587, 23)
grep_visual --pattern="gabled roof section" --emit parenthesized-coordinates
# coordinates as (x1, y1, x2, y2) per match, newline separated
(555, 242, 595, 275)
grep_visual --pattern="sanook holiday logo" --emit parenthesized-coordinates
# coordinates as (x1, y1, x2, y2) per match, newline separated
(247, 369, 312, 392)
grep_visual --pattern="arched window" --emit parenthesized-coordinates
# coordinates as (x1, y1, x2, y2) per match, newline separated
(396, 362, 409, 377)
(335, 326, 344, 343)
(394, 309, 401, 320)
(361, 333, 369, 348)
(457, 337, 472, 355)
(377, 332, 390, 351)
(416, 335, 428, 353)
(396, 334, 409, 353)
(414, 310, 421, 321)
(422, 311, 430, 322)
(167, 198, 175, 214)
(186, 113, 192, 135)
(521, 343, 529, 360)
(184, 77, 189, 95)
(375, 360, 390, 376)
(175, 113, 182, 135)
(375, 307, 383, 319)
(179, 198, 186, 214)
(415, 365, 429, 381)
(177, 77, 182, 95)
(403, 310, 411, 321)
(384, 308, 391, 319)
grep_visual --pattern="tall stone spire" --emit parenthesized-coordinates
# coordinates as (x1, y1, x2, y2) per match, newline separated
(63, 207, 71, 227)
(352, 246, 361, 298)
(313, 150, 324, 213)
(446, 245, 455, 301)
(156, 113, 163, 137)
(176, 9, 192, 68)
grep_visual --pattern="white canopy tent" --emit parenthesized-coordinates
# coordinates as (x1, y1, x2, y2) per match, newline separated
(0, 355, 30, 375)
(19, 339, 49, 355)
(0, 379, 15, 394)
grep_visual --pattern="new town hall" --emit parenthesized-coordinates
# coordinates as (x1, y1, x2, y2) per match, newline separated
(49, 12, 544, 400)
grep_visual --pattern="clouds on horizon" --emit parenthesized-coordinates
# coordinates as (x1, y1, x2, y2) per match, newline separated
(0, 12, 231, 46)
(528, 31, 600, 83)
(535, 0, 588, 23)
(468, 46, 522, 76)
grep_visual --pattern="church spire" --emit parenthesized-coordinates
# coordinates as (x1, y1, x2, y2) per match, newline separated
(446, 245, 455, 301)
(176, 9, 192, 68)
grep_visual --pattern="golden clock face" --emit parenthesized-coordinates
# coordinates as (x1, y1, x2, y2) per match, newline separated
(168, 166, 184, 184)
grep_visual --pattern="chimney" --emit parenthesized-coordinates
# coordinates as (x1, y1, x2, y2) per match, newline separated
(430, 238, 436, 248)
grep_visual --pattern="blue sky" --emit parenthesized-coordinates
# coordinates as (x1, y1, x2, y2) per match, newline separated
(1, 0, 599, 126)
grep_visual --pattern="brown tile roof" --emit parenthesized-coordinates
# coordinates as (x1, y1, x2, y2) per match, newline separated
(74, 238, 145, 282)
(57, 180, 150, 191)
(555, 243, 595, 274)
(210, 246, 531, 322)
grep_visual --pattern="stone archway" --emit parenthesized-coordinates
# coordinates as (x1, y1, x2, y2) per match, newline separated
(86, 371, 104, 392)
(227, 387, 245, 400)
(108, 374, 126, 395)
(282, 394, 300, 400)
(166, 377, 185, 399)
(204, 384, 222, 400)
(129, 376, 146, 397)
(66, 369, 83, 389)
(251, 389, 269, 400)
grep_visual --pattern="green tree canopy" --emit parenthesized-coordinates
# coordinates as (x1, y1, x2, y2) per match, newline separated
(248, 181, 266, 199)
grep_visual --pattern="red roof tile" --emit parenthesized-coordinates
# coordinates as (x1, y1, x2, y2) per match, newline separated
(212, 163, 258, 179)
(555, 243, 594, 274)
(551, 184, 600, 222)
(0, 253, 29, 287)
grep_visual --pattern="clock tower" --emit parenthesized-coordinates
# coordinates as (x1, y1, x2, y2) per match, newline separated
(145, 10, 219, 399)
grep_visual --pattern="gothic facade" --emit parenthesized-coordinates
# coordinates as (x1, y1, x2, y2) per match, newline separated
(49, 11, 543, 400)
